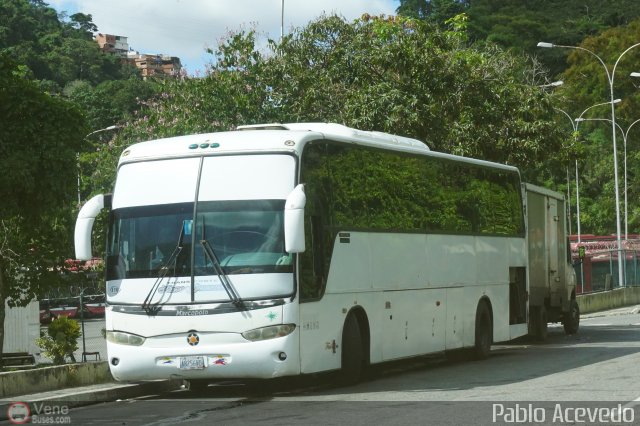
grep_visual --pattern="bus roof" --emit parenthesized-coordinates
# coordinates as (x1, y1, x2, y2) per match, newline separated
(118, 123, 427, 165)
(117, 123, 519, 174)
(236, 123, 429, 150)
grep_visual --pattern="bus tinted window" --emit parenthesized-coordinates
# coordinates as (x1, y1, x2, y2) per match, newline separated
(107, 200, 291, 281)
(299, 141, 524, 301)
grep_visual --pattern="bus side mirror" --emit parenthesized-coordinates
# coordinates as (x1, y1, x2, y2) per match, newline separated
(284, 184, 306, 253)
(74, 194, 107, 260)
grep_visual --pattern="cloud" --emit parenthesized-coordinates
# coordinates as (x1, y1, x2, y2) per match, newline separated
(49, 0, 398, 74)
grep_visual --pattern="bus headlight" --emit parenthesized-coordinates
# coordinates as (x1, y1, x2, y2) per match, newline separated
(242, 324, 296, 342)
(106, 331, 146, 346)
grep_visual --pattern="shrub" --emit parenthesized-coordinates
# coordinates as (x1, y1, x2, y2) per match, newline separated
(36, 316, 81, 364)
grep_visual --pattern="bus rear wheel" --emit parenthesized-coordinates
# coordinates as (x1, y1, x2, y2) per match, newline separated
(474, 302, 492, 360)
(340, 314, 364, 385)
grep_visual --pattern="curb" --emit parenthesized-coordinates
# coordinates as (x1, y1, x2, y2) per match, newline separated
(0, 362, 112, 398)
(581, 304, 640, 319)
(0, 379, 182, 421)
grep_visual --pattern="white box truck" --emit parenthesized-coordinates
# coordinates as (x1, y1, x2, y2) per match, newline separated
(524, 183, 580, 340)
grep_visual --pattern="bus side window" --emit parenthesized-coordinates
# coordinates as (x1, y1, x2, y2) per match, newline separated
(299, 212, 326, 301)
(311, 215, 326, 289)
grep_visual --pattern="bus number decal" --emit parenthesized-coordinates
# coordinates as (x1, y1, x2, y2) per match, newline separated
(302, 320, 320, 331)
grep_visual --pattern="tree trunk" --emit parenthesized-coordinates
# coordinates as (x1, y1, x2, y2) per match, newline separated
(0, 262, 6, 370)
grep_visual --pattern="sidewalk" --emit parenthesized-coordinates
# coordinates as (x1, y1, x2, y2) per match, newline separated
(581, 303, 640, 319)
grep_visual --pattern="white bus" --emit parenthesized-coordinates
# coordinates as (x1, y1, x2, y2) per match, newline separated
(75, 123, 529, 388)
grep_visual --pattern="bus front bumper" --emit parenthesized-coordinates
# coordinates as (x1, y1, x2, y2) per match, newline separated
(106, 331, 300, 381)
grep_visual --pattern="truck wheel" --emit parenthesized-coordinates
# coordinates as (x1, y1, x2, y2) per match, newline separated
(563, 299, 580, 335)
(474, 302, 492, 360)
(340, 314, 364, 384)
(535, 305, 548, 342)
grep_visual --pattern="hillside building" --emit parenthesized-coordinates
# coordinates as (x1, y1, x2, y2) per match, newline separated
(95, 33, 182, 79)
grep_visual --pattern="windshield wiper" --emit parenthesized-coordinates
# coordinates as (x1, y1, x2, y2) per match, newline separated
(200, 239, 243, 306)
(198, 216, 243, 306)
(142, 224, 185, 314)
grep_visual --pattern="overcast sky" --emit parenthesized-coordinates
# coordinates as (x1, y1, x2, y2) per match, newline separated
(48, 0, 399, 75)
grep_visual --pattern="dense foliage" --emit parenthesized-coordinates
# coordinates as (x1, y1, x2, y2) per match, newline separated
(396, 1, 640, 234)
(557, 21, 640, 234)
(0, 53, 86, 364)
(0, 54, 85, 290)
(397, 0, 640, 76)
(274, 15, 566, 171)
(0, 0, 134, 89)
(96, 15, 565, 198)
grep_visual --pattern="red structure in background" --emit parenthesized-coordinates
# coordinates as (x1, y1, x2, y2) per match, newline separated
(570, 234, 640, 293)
(63, 258, 102, 273)
(84, 303, 106, 316)
(39, 258, 105, 323)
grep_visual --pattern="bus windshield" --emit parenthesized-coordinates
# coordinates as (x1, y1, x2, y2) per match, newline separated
(106, 200, 292, 280)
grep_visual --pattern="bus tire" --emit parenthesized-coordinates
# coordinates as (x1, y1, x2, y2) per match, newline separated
(474, 302, 492, 360)
(340, 314, 364, 385)
(563, 299, 580, 335)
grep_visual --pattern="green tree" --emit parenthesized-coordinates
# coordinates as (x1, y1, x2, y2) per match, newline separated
(89, 14, 566, 202)
(0, 0, 136, 90)
(397, 0, 469, 24)
(0, 54, 86, 366)
(64, 77, 159, 131)
(398, 0, 640, 76)
(68, 12, 98, 36)
(396, 0, 430, 19)
(268, 15, 564, 171)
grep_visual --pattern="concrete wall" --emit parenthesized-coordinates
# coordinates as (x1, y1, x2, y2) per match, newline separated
(0, 362, 112, 398)
(577, 287, 640, 314)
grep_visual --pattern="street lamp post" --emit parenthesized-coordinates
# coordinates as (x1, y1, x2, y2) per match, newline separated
(78, 125, 119, 206)
(539, 80, 564, 89)
(556, 100, 621, 294)
(555, 109, 580, 235)
(538, 41, 640, 287)
(555, 100, 621, 243)
(85, 125, 118, 139)
(555, 108, 583, 290)
(281, 0, 284, 40)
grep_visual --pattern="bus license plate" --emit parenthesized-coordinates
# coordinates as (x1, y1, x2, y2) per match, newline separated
(180, 356, 205, 370)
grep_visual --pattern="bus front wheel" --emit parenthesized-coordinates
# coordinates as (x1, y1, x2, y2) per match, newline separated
(340, 314, 364, 384)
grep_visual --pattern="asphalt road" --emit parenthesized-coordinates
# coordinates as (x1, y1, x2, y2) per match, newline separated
(35, 311, 640, 426)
